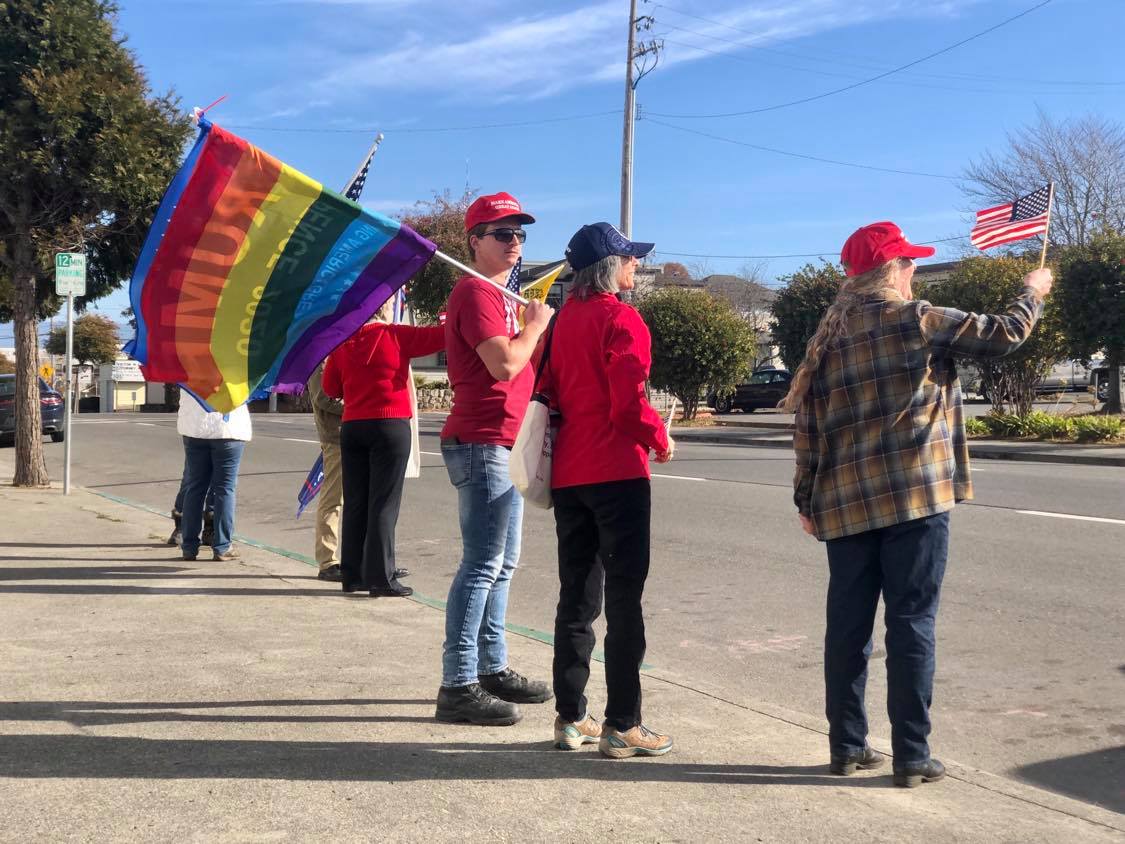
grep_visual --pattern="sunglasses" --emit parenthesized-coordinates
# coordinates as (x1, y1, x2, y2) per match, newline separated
(479, 227, 527, 244)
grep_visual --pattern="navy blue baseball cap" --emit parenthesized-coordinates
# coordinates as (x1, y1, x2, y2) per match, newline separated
(565, 222, 655, 271)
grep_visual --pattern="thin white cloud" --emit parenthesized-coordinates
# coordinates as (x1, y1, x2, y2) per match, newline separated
(259, 0, 991, 116)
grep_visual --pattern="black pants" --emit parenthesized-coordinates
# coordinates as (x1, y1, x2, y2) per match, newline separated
(340, 419, 411, 590)
(552, 477, 651, 732)
(824, 511, 949, 764)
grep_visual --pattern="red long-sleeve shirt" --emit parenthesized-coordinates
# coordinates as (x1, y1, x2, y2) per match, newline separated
(322, 323, 445, 422)
(540, 293, 669, 489)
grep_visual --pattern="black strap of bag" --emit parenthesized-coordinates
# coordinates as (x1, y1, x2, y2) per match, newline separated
(530, 314, 558, 398)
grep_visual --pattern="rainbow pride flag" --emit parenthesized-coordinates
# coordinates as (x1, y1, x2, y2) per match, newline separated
(124, 117, 436, 412)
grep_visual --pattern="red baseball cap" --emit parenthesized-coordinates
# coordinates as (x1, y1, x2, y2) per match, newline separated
(464, 192, 535, 232)
(840, 221, 935, 277)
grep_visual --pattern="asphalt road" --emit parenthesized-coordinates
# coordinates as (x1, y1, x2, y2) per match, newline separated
(21, 411, 1125, 813)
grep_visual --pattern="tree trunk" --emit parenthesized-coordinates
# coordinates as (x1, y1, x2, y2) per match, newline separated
(11, 240, 49, 487)
(1103, 352, 1123, 415)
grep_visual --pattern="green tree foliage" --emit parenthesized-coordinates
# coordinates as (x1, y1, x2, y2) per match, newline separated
(637, 287, 755, 420)
(0, 0, 191, 485)
(45, 312, 121, 365)
(1056, 231, 1125, 413)
(0, 350, 14, 375)
(400, 190, 476, 323)
(917, 256, 1068, 416)
(769, 262, 845, 371)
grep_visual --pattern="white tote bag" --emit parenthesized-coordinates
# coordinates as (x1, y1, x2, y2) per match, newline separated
(509, 317, 557, 509)
(404, 364, 421, 479)
(510, 393, 554, 508)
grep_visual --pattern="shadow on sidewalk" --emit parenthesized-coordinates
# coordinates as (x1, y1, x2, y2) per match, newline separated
(0, 543, 162, 549)
(0, 699, 436, 727)
(1013, 745, 1124, 814)
(0, 584, 345, 597)
(0, 734, 889, 787)
(0, 566, 279, 580)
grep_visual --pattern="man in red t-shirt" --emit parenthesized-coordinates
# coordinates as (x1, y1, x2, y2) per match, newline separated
(434, 192, 555, 726)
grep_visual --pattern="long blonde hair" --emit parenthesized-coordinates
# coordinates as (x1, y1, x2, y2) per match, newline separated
(778, 258, 910, 412)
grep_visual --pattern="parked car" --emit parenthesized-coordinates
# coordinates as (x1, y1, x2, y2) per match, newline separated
(707, 368, 792, 414)
(0, 374, 65, 443)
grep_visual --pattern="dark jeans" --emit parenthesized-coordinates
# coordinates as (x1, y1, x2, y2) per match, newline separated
(181, 437, 246, 555)
(552, 477, 651, 732)
(340, 419, 411, 590)
(174, 451, 214, 515)
(824, 511, 950, 765)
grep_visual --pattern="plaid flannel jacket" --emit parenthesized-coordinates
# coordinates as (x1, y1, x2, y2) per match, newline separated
(793, 286, 1043, 540)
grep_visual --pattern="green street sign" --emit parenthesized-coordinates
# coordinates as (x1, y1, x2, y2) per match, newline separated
(55, 252, 87, 296)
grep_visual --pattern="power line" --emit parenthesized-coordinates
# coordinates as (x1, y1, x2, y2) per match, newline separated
(646, 0, 1054, 120)
(224, 110, 621, 135)
(645, 117, 957, 180)
(658, 29, 1110, 96)
(651, 1, 1111, 87)
(651, 236, 967, 261)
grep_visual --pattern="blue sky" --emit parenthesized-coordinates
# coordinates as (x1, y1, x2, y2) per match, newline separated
(5, 0, 1124, 346)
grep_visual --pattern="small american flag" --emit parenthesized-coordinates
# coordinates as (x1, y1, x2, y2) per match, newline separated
(970, 185, 1052, 250)
(506, 257, 523, 293)
(342, 135, 382, 201)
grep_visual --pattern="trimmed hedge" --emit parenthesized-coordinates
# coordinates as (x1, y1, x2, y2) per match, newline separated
(966, 411, 1123, 443)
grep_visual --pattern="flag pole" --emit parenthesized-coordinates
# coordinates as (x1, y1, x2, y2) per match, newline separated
(433, 250, 529, 306)
(1038, 181, 1055, 269)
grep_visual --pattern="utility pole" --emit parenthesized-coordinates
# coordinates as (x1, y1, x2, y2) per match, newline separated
(619, 0, 662, 238)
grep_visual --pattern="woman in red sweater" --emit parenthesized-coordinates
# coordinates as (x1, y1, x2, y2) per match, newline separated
(323, 299, 445, 597)
(540, 223, 674, 759)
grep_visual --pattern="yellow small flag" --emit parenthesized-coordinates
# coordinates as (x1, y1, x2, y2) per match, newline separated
(520, 260, 568, 304)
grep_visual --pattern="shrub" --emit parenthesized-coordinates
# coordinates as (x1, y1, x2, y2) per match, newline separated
(1024, 410, 1076, 440)
(1073, 415, 1124, 442)
(416, 377, 450, 391)
(964, 418, 990, 437)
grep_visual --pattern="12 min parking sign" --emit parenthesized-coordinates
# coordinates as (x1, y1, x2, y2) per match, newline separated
(55, 252, 87, 297)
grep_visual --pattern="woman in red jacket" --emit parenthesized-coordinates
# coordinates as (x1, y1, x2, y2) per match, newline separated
(541, 223, 674, 759)
(323, 299, 445, 597)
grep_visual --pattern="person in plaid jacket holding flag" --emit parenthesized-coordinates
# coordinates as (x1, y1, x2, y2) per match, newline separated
(780, 221, 1052, 787)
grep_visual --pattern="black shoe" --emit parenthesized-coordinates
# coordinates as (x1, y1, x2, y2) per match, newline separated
(893, 757, 946, 788)
(369, 583, 413, 598)
(182, 549, 197, 561)
(167, 512, 183, 546)
(478, 668, 553, 704)
(830, 745, 886, 775)
(393, 567, 411, 580)
(201, 512, 215, 547)
(435, 683, 521, 726)
(317, 564, 343, 582)
(341, 580, 366, 593)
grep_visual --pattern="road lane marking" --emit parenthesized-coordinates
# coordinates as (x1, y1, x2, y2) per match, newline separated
(136, 422, 157, 427)
(1018, 510, 1125, 526)
(421, 451, 442, 456)
(653, 473, 707, 482)
(282, 437, 320, 444)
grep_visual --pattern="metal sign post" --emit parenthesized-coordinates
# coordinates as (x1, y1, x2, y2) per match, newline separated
(55, 252, 86, 495)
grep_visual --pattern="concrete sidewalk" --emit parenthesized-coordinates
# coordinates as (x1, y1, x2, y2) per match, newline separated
(0, 480, 1122, 842)
(671, 425, 1125, 467)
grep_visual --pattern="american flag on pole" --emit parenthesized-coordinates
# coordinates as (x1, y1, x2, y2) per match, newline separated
(970, 185, 1052, 250)
(342, 135, 382, 201)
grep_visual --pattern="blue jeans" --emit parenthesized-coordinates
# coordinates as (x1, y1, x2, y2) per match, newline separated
(174, 451, 215, 515)
(181, 437, 246, 556)
(441, 443, 523, 688)
(824, 511, 950, 765)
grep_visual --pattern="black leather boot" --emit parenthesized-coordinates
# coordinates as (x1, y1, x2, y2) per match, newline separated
(167, 511, 183, 546)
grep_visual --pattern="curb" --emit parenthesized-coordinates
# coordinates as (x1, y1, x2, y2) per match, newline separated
(671, 430, 1125, 467)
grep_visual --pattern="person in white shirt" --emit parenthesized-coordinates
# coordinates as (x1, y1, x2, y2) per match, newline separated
(176, 397, 252, 561)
